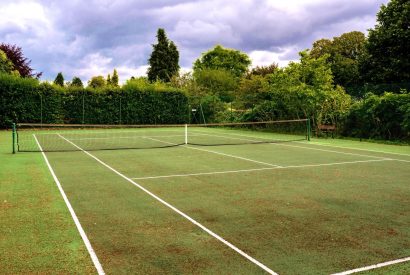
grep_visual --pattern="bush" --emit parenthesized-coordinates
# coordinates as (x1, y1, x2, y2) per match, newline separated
(343, 91, 410, 140)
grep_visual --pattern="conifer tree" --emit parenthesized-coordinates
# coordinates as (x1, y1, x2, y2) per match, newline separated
(54, 72, 64, 86)
(147, 28, 180, 82)
(111, 69, 119, 87)
(70, 76, 83, 87)
(107, 74, 111, 86)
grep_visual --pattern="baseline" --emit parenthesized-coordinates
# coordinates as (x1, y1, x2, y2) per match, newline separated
(33, 135, 105, 275)
(57, 134, 278, 275)
(331, 256, 410, 275)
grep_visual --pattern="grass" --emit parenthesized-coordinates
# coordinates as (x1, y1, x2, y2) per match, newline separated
(0, 130, 95, 273)
(1, 127, 410, 274)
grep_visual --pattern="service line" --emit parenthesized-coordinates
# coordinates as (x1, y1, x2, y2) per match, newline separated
(132, 158, 392, 180)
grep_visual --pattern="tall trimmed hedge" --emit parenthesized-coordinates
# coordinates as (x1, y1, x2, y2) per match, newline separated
(0, 73, 188, 128)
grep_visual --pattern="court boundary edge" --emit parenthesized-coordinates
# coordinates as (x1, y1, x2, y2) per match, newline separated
(331, 256, 410, 275)
(33, 134, 105, 275)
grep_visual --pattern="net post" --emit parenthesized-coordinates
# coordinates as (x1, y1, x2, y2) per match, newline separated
(307, 118, 311, 141)
(12, 123, 16, 154)
(185, 124, 188, 144)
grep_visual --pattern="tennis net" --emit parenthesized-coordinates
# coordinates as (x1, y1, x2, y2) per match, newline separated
(14, 119, 309, 152)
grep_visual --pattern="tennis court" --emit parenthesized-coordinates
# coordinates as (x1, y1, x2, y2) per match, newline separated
(15, 122, 410, 274)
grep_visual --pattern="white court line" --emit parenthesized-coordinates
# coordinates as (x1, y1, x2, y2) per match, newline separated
(57, 134, 278, 275)
(131, 159, 392, 180)
(331, 256, 410, 275)
(33, 135, 105, 275)
(298, 141, 410, 157)
(191, 130, 390, 160)
(145, 136, 280, 167)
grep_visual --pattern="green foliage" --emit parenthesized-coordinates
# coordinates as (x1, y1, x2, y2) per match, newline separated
(244, 51, 351, 127)
(147, 28, 180, 82)
(310, 31, 366, 87)
(111, 69, 119, 87)
(0, 50, 15, 74)
(88, 76, 106, 88)
(70, 76, 83, 88)
(193, 45, 251, 78)
(194, 68, 237, 103)
(54, 72, 64, 87)
(343, 91, 410, 140)
(0, 43, 41, 78)
(0, 73, 40, 126)
(237, 74, 270, 109)
(247, 63, 278, 77)
(0, 73, 188, 127)
(360, 0, 410, 83)
(106, 74, 111, 86)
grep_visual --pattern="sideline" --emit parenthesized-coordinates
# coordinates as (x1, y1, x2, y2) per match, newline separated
(34, 134, 105, 275)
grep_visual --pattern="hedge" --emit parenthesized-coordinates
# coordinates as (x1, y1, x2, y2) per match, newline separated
(0, 73, 188, 128)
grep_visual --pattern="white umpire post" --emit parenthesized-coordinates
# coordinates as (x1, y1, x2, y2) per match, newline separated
(185, 124, 188, 144)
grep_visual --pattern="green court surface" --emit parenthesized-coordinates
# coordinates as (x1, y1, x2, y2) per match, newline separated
(2, 127, 410, 274)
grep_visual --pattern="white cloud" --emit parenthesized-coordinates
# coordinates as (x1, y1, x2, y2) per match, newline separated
(249, 48, 299, 68)
(0, 0, 389, 81)
(0, 1, 50, 32)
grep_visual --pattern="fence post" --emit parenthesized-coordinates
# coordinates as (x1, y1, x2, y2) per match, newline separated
(12, 123, 16, 154)
(119, 96, 122, 125)
(307, 118, 311, 141)
(82, 91, 85, 124)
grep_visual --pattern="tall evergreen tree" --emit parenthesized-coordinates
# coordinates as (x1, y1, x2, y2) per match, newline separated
(111, 69, 119, 87)
(147, 28, 180, 82)
(107, 74, 111, 86)
(70, 76, 83, 87)
(54, 72, 64, 86)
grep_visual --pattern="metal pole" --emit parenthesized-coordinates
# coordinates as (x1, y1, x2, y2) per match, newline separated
(12, 123, 16, 154)
(82, 91, 85, 124)
(307, 118, 311, 141)
(119, 96, 122, 125)
(40, 93, 43, 125)
(185, 124, 188, 144)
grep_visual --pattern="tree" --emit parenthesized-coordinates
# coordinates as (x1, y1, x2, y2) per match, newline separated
(88, 76, 106, 88)
(247, 51, 351, 126)
(107, 74, 111, 86)
(247, 63, 278, 78)
(193, 45, 251, 78)
(0, 43, 41, 78)
(360, 0, 410, 83)
(0, 50, 15, 75)
(310, 31, 366, 87)
(147, 28, 180, 82)
(54, 72, 64, 87)
(70, 76, 83, 87)
(195, 68, 237, 102)
(111, 69, 119, 87)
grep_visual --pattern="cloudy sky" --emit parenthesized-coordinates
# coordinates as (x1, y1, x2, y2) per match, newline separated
(0, 0, 388, 83)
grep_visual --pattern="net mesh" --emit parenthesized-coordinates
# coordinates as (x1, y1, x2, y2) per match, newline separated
(16, 119, 308, 152)
(187, 120, 308, 146)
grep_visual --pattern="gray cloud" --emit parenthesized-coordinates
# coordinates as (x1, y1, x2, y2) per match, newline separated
(0, 0, 388, 82)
